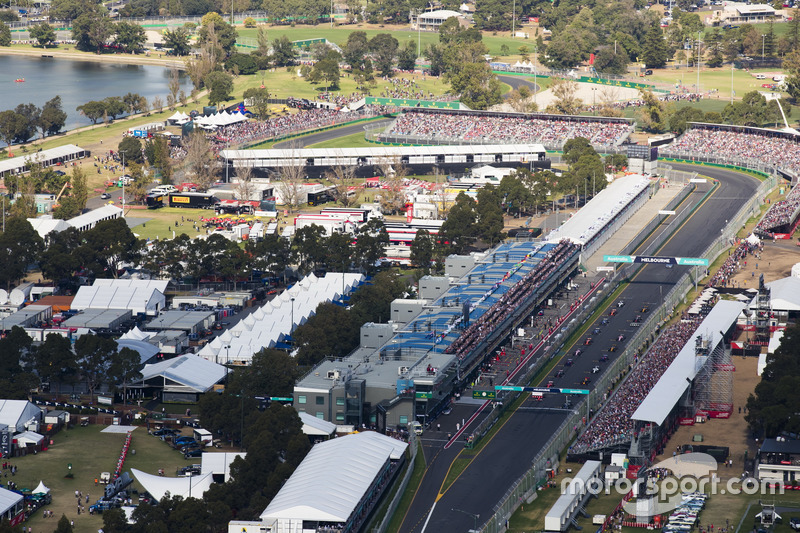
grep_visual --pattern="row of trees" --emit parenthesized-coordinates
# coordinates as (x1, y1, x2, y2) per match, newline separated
(0, 96, 67, 146)
(1, 326, 142, 402)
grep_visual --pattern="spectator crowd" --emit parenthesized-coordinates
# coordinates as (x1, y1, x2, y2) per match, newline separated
(382, 111, 632, 148)
(570, 315, 703, 453)
(667, 127, 800, 176)
(754, 185, 800, 236)
(707, 238, 763, 288)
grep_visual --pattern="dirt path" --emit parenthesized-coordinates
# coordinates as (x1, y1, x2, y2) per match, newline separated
(0, 46, 185, 69)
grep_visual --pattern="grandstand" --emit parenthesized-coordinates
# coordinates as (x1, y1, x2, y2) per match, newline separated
(753, 184, 800, 238)
(663, 122, 800, 182)
(375, 108, 633, 150)
(220, 144, 550, 179)
(567, 300, 745, 464)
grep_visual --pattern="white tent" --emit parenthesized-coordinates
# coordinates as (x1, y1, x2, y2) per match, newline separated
(33, 481, 50, 495)
(14, 431, 44, 446)
(299, 412, 336, 437)
(131, 469, 214, 501)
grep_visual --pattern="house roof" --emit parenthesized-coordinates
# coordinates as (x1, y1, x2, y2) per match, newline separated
(0, 487, 23, 515)
(260, 432, 407, 524)
(299, 411, 337, 436)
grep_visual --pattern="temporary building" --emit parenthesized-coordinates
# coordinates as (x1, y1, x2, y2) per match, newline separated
(71, 279, 167, 316)
(0, 487, 24, 524)
(139, 354, 229, 402)
(298, 412, 336, 438)
(0, 400, 42, 433)
(130, 469, 214, 501)
(259, 432, 407, 532)
(201, 452, 246, 482)
(14, 430, 44, 446)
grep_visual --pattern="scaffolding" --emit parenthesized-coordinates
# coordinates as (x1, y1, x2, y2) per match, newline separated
(693, 335, 735, 417)
(756, 273, 772, 345)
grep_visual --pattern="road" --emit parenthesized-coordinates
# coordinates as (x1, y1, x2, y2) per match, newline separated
(399, 164, 759, 533)
(497, 74, 540, 96)
(272, 118, 393, 149)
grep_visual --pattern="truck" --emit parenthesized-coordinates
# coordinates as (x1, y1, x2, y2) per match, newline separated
(146, 193, 166, 208)
(168, 192, 220, 209)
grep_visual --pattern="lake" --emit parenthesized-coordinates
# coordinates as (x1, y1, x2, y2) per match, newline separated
(0, 54, 192, 137)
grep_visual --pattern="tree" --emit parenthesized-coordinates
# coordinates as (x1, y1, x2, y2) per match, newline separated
(783, 48, 800, 101)
(12, 103, 40, 144)
(593, 45, 630, 75)
(271, 35, 297, 67)
(76, 100, 107, 124)
(119, 136, 144, 164)
(497, 173, 533, 215)
(243, 87, 270, 118)
(29, 22, 57, 47)
(641, 25, 670, 68)
(205, 70, 234, 106)
(109, 347, 142, 404)
(344, 30, 370, 69)
(0, 22, 10, 47)
(78, 218, 142, 279)
(38, 96, 67, 138)
(353, 219, 389, 274)
(308, 49, 341, 91)
(546, 77, 583, 115)
(225, 52, 258, 76)
(291, 224, 327, 274)
(114, 21, 146, 53)
(54, 515, 74, 533)
(72, 7, 114, 53)
(0, 110, 21, 147)
(325, 165, 358, 207)
(163, 27, 191, 56)
(635, 89, 669, 133)
(293, 302, 359, 366)
(184, 131, 218, 189)
(75, 334, 116, 402)
(0, 217, 43, 290)
(410, 229, 434, 269)
(397, 41, 417, 71)
(440, 193, 478, 254)
(33, 334, 78, 395)
(123, 92, 147, 115)
(55, 166, 89, 219)
(102, 96, 126, 120)
(40, 227, 82, 285)
(475, 185, 504, 245)
(369, 33, 399, 77)
(198, 14, 237, 54)
(449, 62, 502, 110)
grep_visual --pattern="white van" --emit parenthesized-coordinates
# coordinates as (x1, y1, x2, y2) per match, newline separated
(150, 185, 178, 194)
(411, 421, 423, 435)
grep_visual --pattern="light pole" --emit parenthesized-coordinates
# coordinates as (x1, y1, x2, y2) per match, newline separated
(762, 34, 766, 61)
(290, 296, 295, 334)
(451, 508, 479, 531)
(224, 344, 230, 364)
(696, 31, 701, 94)
(591, 87, 597, 115)
(533, 44, 538, 106)
(119, 149, 127, 218)
(512, 0, 516, 38)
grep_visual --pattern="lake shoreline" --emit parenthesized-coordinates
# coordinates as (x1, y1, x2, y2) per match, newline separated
(0, 46, 186, 69)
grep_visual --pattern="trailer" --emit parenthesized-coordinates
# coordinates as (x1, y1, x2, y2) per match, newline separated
(169, 192, 220, 209)
(146, 193, 166, 208)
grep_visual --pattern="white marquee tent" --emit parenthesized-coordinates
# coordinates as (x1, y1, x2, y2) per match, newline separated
(131, 469, 214, 501)
(198, 273, 365, 364)
(194, 111, 248, 130)
(259, 432, 407, 532)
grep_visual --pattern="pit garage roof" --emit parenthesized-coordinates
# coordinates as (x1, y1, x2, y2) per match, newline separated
(221, 144, 546, 162)
(66, 205, 123, 231)
(545, 174, 650, 245)
(260, 432, 407, 525)
(0, 144, 85, 176)
(632, 300, 745, 426)
(140, 354, 228, 393)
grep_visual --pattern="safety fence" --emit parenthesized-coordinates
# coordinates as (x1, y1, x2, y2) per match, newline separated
(478, 169, 775, 532)
(371, 431, 417, 533)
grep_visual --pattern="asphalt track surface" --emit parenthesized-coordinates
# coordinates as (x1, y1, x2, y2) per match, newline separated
(497, 74, 540, 96)
(398, 164, 759, 533)
(273, 118, 394, 149)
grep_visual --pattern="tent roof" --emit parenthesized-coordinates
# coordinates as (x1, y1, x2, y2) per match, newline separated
(141, 354, 228, 392)
(14, 430, 44, 444)
(200, 452, 246, 481)
(66, 205, 123, 230)
(33, 481, 50, 495)
(27, 217, 71, 239)
(0, 400, 41, 431)
(260, 432, 407, 524)
(299, 411, 337, 436)
(0, 487, 23, 515)
(131, 469, 214, 501)
(116, 339, 160, 364)
(632, 300, 745, 425)
(762, 277, 800, 311)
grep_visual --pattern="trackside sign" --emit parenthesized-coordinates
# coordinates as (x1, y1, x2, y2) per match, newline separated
(603, 255, 708, 267)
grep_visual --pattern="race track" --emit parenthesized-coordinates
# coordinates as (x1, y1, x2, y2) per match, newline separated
(399, 164, 759, 533)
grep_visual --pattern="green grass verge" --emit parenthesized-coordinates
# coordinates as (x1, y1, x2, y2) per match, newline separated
(9, 423, 194, 533)
(306, 131, 374, 148)
(385, 439, 427, 533)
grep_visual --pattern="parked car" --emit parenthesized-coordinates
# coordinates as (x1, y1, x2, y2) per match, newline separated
(100, 192, 110, 199)
(184, 449, 203, 459)
(174, 436, 195, 446)
(153, 428, 178, 437)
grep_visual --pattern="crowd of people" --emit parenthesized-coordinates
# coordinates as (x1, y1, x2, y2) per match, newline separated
(379, 77, 441, 101)
(707, 238, 763, 288)
(446, 240, 578, 359)
(668, 127, 800, 176)
(570, 316, 703, 453)
(584, 92, 703, 113)
(382, 110, 632, 147)
(754, 185, 800, 236)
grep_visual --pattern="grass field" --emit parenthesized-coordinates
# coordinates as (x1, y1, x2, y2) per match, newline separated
(306, 131, 375, 148)
(8, 423, 193, 533)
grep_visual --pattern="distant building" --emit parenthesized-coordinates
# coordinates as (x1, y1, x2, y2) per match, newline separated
(709, 3, 782, 25)
(412, 10, 470, 31)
